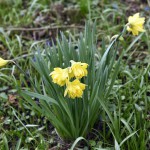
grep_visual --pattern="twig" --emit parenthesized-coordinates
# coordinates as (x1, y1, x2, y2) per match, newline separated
(3, 25, 84, 31)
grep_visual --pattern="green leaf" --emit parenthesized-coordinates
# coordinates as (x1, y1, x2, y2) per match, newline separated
(15, 138, 22, 150)
(119, 131, 137, 147)
(70, 137, 88, 150)
(23, 91, 59, 106)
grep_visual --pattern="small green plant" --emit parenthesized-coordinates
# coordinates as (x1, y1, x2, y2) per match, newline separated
(19, 21, 127, 141)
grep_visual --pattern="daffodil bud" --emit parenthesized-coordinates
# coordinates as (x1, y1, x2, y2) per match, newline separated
(119, 36, 124, 41)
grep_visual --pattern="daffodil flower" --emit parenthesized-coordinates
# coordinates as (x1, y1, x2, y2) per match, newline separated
(127, 13, 145, 36)
(50, 68, 69, 86)
(64, 79, 86, 99)
(70, 60, 88, 79)
(0, 57, 10, 67)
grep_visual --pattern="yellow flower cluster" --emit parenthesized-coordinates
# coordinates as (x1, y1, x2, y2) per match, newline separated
(127, 13, 145, 36)
(50, 60, 88, 99)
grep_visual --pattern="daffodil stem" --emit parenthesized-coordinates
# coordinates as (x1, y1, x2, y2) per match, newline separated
(117, 26, 127, 40)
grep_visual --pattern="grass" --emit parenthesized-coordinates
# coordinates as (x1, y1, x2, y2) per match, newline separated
(0, 0, 150, 149)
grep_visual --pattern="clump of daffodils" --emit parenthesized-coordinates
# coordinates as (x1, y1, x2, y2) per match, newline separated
(50, 60, 88, 99)
(127, 13, 145, 36)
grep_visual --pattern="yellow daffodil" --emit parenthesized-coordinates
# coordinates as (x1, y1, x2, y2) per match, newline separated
(50, 68, 69, 86)
(70, 60, 88, 79)
(0, 57, 9, 67)
(64, 79, 86, 99)
(127, 13, 145, 36)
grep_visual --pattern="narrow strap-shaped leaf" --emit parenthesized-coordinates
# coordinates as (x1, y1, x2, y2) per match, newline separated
(15, 138, 22, 150)
(23, 91, 59, 106)
(119, 131, 138, 147)
(70, 137, 88, 150)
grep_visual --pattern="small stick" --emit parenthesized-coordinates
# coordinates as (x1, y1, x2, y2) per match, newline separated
(3, 25, 84, 31)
